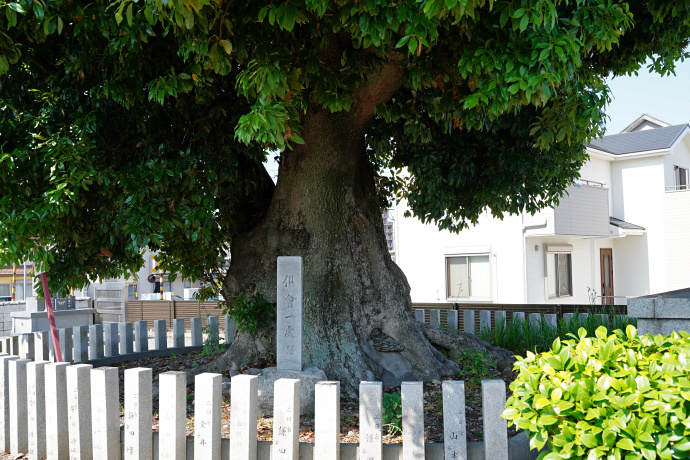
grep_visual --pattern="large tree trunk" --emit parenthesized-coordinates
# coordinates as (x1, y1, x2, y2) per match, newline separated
(207, 107, 463, 395)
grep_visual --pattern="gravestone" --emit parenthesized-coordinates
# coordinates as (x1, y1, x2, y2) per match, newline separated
(54, 296, 75, 310)
(276, 256, 303, 371)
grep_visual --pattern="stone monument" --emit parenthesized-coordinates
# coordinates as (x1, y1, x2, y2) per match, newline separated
(242, 256, 326, 416)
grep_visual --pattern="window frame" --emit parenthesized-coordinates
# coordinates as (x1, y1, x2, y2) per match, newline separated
(445, 253, 492, 301)
(674, 165, 689, 190)
(545, 245, 573, 299)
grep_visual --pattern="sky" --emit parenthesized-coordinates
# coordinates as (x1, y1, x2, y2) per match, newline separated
(264, 58, 690, 179)
(605, 58, 690, 133)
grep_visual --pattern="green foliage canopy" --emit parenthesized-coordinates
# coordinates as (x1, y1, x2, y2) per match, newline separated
(1, 0, 689, 293)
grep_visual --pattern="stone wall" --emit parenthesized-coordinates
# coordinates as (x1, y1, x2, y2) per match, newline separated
(628, 287, 690, 335)
(0, 302, 25, 336)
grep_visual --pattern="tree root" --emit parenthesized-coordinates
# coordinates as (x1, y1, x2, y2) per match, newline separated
(422, 324, 516, 369)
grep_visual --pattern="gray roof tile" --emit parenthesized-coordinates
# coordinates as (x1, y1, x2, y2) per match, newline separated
(587, 124, 688, 155)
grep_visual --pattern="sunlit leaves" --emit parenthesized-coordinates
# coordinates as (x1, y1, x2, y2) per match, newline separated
(505, 326, 690, 459)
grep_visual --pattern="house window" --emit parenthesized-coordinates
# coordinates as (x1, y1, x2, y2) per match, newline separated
(184, 279, 192, 289)
(162, 281, 172, 293)
(0, 284, 9, 298)
(446, 255, 490, 299)
(674, 165, 689, 190)
(546, 247, 572, 298)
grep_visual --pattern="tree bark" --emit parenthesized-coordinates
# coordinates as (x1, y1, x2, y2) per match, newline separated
(194, 105, 466, 395)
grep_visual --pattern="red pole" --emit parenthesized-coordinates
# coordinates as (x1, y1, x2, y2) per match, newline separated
(40, 273, 63, 362)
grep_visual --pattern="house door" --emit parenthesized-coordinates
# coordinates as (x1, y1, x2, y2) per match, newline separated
(600, 248, 614, 305)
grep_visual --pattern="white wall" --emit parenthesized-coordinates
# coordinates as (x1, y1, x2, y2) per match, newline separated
(664, 131, 690, 188)
(394, 201, 525, 304)
(610, 156, 666, 293)
(524, 236, 597, 304)
(664, 190, 690, 291)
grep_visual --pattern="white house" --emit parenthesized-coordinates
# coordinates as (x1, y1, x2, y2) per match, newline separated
(394, 114, 690, 306)
(78, 249, 206, 301)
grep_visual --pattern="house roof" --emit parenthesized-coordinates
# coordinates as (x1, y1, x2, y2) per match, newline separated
(610, 217, 645, 231)
(0, 265, 34, 277)
(620, 114, 671, 133)
(587, 124, 689, 155)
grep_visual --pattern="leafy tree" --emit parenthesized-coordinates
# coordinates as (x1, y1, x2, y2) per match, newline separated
(1, 0, 689, 391)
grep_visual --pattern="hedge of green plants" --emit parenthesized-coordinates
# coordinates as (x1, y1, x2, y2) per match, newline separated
(503, 326, 690, 460)
(479, 309, 635, 357)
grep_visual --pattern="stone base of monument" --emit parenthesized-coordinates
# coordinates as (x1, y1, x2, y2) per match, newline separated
(241, 365, 327, 417)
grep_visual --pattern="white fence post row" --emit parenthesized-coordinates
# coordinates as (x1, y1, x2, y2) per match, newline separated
(0, 354, 19, 453)
(359, 381, 383, 460)
(415, 309, 425, 323)
(443, 380, 467, 460)
(91, 367, 121, 460)
(563, 313, 574, 325)
(159, 371, 187, 460)
(46, 362, 70, 460)
(230, 374, 258, 460)
(67, 364, 93, 460)
(315, 381, 340, 459)
(402, 381, 425, 460)
(27, 360, 48, 460)
(194, 373, 222, 460)
(463, 310, 475, 334)
(124, 367, 152, 460)
(483, 380, 508, 459)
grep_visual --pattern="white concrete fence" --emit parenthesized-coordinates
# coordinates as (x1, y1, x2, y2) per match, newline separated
(416, 308, 627, 334)
(0, 316, 233, 363)
(0, 353, 537, 459)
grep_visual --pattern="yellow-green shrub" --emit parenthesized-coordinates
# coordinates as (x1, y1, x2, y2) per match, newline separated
(503, 325, 690, 460)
